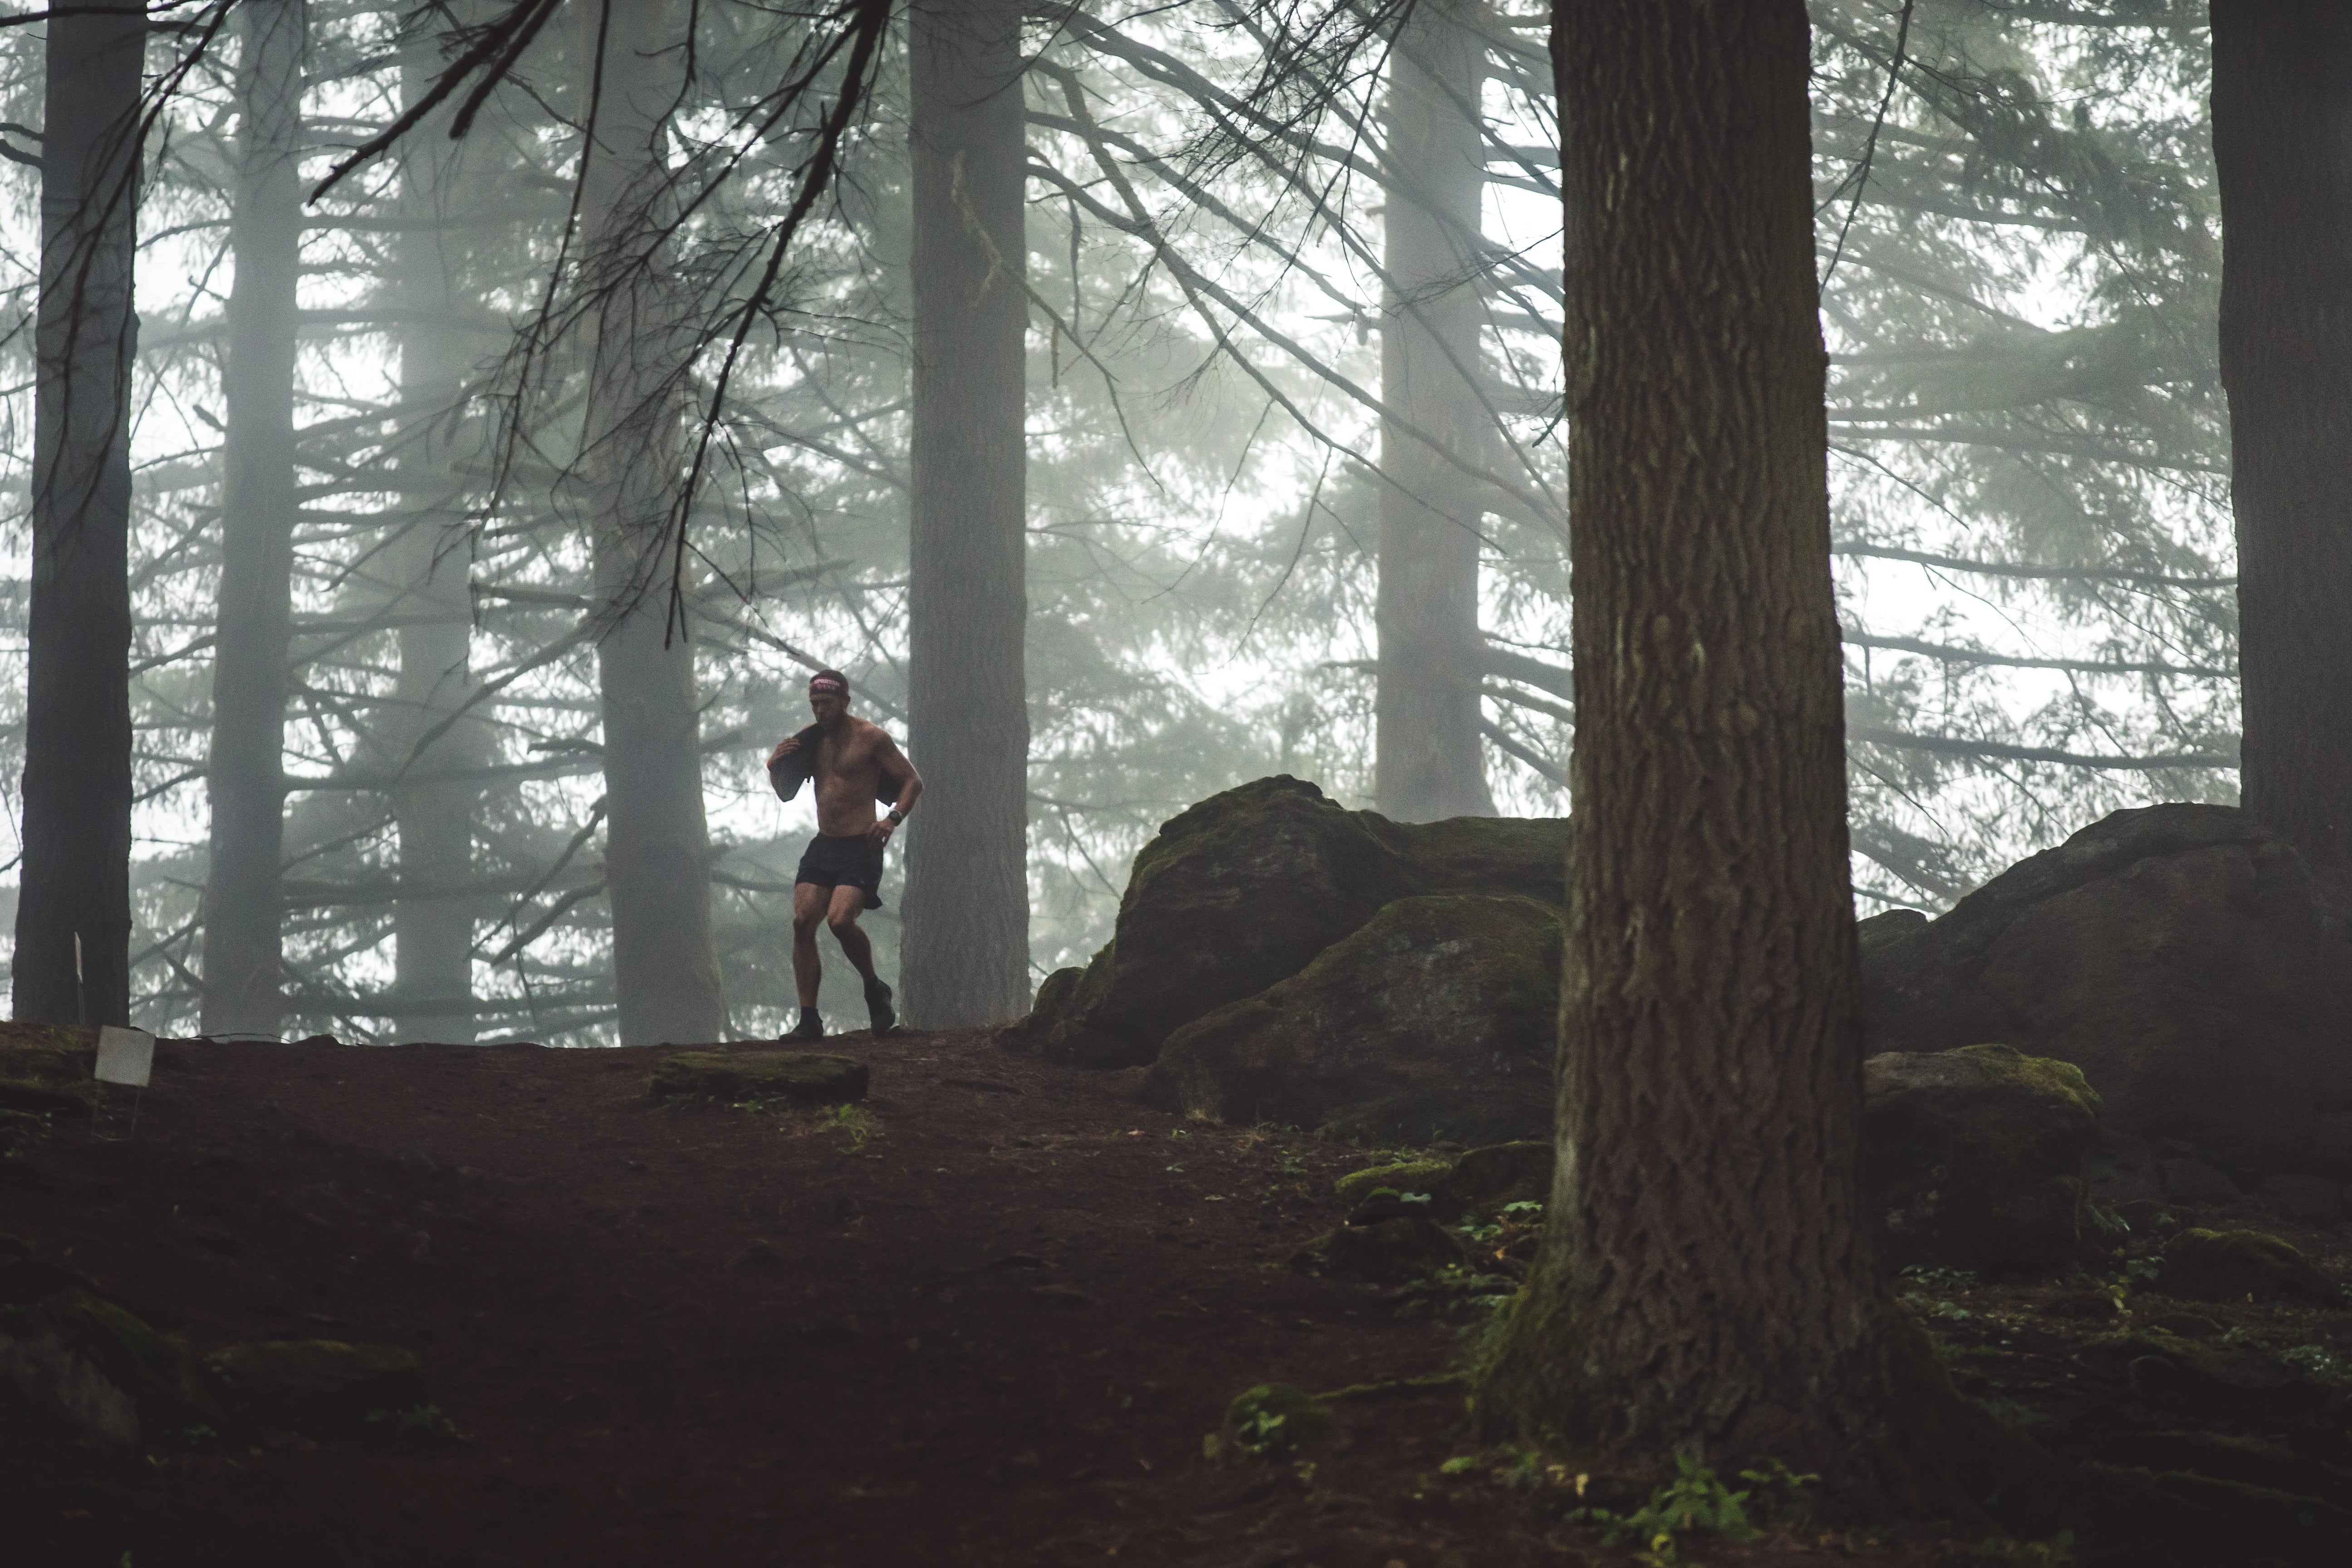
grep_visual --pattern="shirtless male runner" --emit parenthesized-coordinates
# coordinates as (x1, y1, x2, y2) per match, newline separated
(767, 670, 923, 1040)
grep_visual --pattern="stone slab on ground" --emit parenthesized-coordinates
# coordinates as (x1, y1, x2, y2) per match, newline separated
(1861, 803, 2352, 1177)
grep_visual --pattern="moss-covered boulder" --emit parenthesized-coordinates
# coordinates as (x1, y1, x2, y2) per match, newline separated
(1290, 1215, 1465, 1284)
(1145, 893, 1561, 1145)
(206, 1341, 426, 1435)
(1333, 1158, 1458, 1210)
(1863, 1043, 2102, 1275)
(2153, 1229, 2342, 1306)
(1861, 804, 2352, 1176)
(0, 1289, 212, 1444)
(647, 1050, 868, 1106)
(1001, 777, 1568, 1068)
(1333, 1142, 1555, 1217)
(1220, 1382, 1336, 1457)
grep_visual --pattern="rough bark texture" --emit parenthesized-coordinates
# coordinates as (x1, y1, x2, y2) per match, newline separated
(386, 31, 484, 1043)
(199, 0, 306, 1038)
(2214, 1, 2352, 873)
(1375, 0, 1495, 823)
(14, 4, 145, 1026)
(1475, 0, 1979, 1502)
(901, 0, 1033, 1028)
(578, 0, 728, 1046)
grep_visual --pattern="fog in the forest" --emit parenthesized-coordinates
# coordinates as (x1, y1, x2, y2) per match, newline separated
(0, 0, 2235, 1044)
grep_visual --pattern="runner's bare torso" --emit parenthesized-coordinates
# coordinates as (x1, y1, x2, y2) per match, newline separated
(786, 716, 915, 838)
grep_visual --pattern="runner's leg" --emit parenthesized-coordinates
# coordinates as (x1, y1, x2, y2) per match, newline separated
(792, 882, 828, 1009)
(825, 884, 880, 985)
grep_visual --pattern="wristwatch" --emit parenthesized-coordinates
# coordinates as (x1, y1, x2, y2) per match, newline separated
(886, 808, 906, 826)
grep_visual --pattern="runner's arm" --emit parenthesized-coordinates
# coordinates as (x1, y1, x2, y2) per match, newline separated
(877, 738, 921, 822)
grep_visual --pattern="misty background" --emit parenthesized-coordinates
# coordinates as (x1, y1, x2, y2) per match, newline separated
(0, 0, 2236, 1044)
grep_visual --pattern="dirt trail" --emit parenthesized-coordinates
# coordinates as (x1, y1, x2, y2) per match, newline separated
(1, 1030, 1577, 1568)
(14, 1030, 2348, 1567)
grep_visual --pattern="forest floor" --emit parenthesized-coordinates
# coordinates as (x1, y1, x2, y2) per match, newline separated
(4, 1028, 2350, 1568)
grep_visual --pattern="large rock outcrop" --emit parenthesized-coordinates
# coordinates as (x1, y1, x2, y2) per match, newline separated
(1861, 804, 2352, 1177)
(1004, 777, 1567, 1068)
(1142, 893, 1562, 1144)
(1863, 1044, 2102, 1275)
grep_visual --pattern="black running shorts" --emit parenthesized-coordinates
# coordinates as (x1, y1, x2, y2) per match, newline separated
(795, 832, 887, 910)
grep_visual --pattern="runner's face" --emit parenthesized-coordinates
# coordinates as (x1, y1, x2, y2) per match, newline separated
(809, 688, 846, 725)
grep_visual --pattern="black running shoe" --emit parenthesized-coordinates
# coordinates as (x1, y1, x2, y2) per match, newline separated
(789, 1009, 824, 1042)
(865, 980, 897, 1037)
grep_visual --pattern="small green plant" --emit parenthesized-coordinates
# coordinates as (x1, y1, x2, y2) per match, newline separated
(1906, 1295, 1973, 1322)
(1278, 1152, 1308, 1177)
(1221, 1384, 1334, 1458)
(1495, 1445, 1550, 1490)
(1232, 1406, 1288, 1455)
(822, 1102, 878, 1150)
(1735, 1457, 1817, 1527)
(1569, 1455, 1759, 1558)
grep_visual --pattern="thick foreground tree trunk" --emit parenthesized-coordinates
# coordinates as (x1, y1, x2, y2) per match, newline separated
(2214, 1, 2352, 873)
(578, 0, 727, 1046)
(387, 31, 483, 1043)
(901, 0, 1032, 1028)
(200, 0, 306, 1038)
(1474, 0, 2001, 1505)
(14, 4, 144, 1026)
(1375, 0, 1494, 823)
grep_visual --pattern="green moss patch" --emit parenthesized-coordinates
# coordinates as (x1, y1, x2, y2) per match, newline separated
(648, 1050, 869, 1107)
(1949, 1043, 2103, 1119)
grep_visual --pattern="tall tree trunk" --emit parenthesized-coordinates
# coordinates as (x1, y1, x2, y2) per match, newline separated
(387, 27, 482, 1042)
(13, 3, 144, 1026)
(1474, 0, 1987, 1500)
(900, 0, 1032, 1028)
(1375, 0, 1494, 823)
(2214, 1, 2352, 873)
(200, 0, 305, 1038)
(578, 0, 727, 1046)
